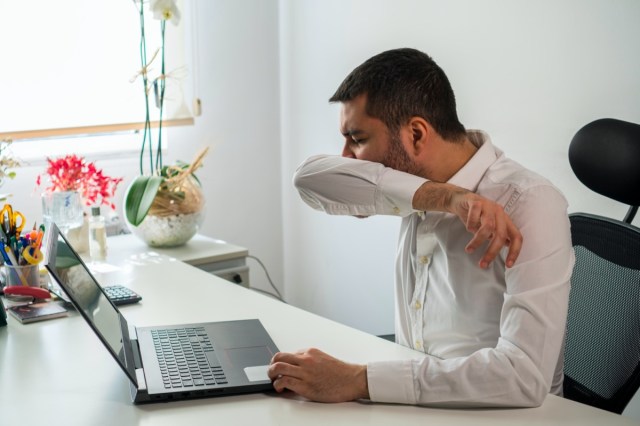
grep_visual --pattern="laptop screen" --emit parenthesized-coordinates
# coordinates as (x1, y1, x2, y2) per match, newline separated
(45, 223, 136, 383)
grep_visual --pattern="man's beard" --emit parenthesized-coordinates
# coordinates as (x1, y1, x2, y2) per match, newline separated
(384, 133, 423, 176)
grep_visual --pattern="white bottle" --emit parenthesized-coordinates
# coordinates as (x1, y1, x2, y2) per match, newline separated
(89, 206, 107, 262)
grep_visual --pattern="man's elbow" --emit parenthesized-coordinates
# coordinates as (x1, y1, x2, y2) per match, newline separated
(292, 165, 308, 192)
(292, 155, 326, 191)
(517, 376, 549, 408)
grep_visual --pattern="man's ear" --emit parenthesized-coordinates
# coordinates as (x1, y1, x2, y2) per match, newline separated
(408, 117, 430, 153)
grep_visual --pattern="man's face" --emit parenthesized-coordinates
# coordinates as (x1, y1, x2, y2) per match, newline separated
(339, 95, 420, 174)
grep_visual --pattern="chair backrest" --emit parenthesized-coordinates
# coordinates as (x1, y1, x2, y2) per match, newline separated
(564, 118, 640, 414)
(564, 213, 640, 414)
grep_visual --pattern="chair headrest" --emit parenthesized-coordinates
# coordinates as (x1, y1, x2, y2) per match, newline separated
(569, 118, 640, 207)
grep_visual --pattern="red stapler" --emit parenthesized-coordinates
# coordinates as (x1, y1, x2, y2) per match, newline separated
(3, 285, 51, 299)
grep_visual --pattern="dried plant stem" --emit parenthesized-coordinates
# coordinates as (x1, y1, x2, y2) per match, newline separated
(147, 147, 209, 217)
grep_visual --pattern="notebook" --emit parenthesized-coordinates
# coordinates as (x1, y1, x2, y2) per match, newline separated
(44, 223, 279, 404)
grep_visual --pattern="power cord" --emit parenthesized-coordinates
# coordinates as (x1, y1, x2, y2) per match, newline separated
(247, 255, 285, 303)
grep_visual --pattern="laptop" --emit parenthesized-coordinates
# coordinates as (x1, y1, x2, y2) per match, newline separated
(44, 223, 279, 404)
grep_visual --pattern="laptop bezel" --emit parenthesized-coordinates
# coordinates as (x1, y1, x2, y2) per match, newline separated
(44, 222, 140, 388)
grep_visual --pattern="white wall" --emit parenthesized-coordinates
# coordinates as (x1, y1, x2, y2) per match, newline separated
(168, 0, 283, 296)
(279, 0, 640, 335)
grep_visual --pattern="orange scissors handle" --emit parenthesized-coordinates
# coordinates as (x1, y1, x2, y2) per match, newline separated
(12, 210, 25, 234)
(0, 204, 25, 236)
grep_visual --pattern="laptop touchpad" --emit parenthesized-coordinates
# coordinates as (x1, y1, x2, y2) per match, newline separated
(225, 346, 272, 382)
(244, 365, 270, 382)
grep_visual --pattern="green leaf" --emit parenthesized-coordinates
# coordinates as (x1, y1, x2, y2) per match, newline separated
(124, 175, 164, 226)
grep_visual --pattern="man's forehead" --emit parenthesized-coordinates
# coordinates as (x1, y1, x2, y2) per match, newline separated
(339, 98, 367, 129)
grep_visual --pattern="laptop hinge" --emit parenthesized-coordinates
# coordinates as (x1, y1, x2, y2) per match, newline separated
(128, 335, 148, 391)
(129, 330, 144, 371)
(135, 368, 147, 391)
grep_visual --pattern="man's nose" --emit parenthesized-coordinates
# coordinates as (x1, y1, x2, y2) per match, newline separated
(341, 142, 355, 158)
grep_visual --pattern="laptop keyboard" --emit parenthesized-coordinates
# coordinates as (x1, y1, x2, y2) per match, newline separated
(152, 327, 228, 389)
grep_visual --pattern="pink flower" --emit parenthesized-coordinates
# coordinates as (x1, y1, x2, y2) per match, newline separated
(36, 155, 123, 209)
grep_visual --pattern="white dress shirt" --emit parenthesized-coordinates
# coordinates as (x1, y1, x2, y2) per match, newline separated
(293, 131, 574, 407)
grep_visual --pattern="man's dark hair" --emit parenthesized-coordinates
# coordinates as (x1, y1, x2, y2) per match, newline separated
(329, 48, 466, 141)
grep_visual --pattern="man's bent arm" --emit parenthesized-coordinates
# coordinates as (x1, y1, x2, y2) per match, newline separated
(295, 155, 522, 267)
(294, 155, 425, 217)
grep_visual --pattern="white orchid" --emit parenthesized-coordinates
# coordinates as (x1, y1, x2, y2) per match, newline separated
(150, 0, 181, 26)
(128, 0, 186, 225)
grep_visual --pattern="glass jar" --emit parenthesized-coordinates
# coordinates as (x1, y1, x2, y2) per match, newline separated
(41, 190, 84, 234)
(125, 175, 205, 247)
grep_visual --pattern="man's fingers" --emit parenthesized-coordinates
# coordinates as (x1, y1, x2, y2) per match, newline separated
(271, 351, 303, 366)
(463, 200, 523, 268)
(504, 222, 523, 268)
(272, 375, 305, 394)
(464, 213, 496, 254)
(478, 210, 508, 267)
(465, 199, 483, 233)
(479, 232, 507, 268)
(268, 360, 304, 381)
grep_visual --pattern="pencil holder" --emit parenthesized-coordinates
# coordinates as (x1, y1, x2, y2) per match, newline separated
(3, 264, 40, 288)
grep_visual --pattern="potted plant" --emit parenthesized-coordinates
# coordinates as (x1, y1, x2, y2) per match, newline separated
(125, 0, 208, 247)
(0, 139, 21, 189)
(0, 139, 22, 202)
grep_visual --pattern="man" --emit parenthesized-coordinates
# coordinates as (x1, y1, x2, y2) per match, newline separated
(268, 48, 574, 407)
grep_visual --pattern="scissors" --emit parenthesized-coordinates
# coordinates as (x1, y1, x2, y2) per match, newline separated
(0, 204, 25, 237)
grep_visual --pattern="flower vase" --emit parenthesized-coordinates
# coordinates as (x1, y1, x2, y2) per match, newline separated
(41, 190, 84, 235)
(125, 175, 205, 247)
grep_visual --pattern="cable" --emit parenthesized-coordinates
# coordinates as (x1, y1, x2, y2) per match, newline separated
(247, 255, 285, 303)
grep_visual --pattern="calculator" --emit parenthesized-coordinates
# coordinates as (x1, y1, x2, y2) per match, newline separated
(102, 285, 142, 306)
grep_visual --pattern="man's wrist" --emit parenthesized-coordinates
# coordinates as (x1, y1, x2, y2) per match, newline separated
(355, 364, 370, 400)
(412, 181, 470, 213)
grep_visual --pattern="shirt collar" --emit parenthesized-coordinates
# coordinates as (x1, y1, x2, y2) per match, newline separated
(447, 130, 499, 192)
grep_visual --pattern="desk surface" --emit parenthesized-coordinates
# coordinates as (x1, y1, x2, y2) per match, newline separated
(1, 256, 637, 426)
(104, 233, 249, 266)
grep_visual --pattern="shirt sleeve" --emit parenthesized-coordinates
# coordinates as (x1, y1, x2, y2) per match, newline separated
(367, 185, 574, 407)
(293, 155, 427, 217)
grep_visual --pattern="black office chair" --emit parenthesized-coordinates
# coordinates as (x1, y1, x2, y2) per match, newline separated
(563, 118, 640, 414)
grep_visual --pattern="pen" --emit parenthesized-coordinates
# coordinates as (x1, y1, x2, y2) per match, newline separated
(35, 230, 44, 248)
(4, 245, 28, 286)
(4, 245, 18, 266)
(0, 241, 10, 264)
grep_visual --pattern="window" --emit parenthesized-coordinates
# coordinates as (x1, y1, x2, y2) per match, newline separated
(0, 0, 196, 149)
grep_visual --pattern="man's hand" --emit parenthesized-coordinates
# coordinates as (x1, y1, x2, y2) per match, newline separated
(450, 191, 522, 268)
(412, 182, 523, 268)
(268, 348, 369, 402)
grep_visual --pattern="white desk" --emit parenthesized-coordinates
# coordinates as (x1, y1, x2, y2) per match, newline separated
(0, 256, 637, 426)
(97, 233, 250, 287)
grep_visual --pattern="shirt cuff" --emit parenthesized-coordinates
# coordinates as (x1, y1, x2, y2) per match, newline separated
(376, 169, 428, 216)
(367, 360, 417, 404)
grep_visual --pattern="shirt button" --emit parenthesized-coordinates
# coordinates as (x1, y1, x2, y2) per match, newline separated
(419, 255, 430, 265)
(414, 301, 422, 310)
(393, 207, 400, 214)
(415, 340, 423, 349)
